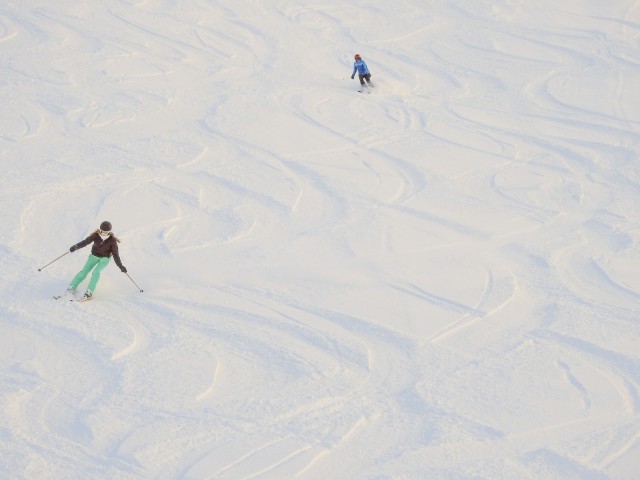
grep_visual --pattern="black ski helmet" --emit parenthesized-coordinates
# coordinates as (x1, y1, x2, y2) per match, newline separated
(99, 221, 112, 232)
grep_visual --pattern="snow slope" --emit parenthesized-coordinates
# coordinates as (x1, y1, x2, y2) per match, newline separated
(2, 0, 640, 478)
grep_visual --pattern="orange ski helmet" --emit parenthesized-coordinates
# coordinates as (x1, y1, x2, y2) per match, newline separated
(354, 53, 361, 60)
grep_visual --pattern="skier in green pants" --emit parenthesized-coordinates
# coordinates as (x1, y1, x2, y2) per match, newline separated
(68, 221, 127, 301)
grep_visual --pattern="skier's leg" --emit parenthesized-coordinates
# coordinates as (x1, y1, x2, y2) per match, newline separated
(87, 256, 111, 292)
(69, 255, 100, 289)
(358, 74, 365, 86)
(365, 73, 372, 85)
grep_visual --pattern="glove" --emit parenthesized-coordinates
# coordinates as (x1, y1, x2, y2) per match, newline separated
(351, 74, 355, 79)
(120, 266, 127, 273)
(70, 245, 77, 252)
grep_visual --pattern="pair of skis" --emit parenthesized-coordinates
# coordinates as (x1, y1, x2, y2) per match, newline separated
(358, 83, 374, 94)
(53, 292, 92, 302)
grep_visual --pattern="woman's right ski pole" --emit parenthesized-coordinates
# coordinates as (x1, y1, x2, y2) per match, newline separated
(126, 272, 144, 292)
(38, 251, 69, 271)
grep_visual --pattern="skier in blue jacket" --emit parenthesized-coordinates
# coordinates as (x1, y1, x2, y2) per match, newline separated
(351, 54, 373, 87)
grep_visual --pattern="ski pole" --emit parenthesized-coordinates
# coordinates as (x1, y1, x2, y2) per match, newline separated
(126, 272, 144, 292)
(38, 251, 69, 271)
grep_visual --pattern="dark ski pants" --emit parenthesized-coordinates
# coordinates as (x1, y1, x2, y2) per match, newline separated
(359, 73, 372, 86)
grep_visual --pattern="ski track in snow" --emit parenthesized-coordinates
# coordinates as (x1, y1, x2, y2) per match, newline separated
(2, 0, 640, 478)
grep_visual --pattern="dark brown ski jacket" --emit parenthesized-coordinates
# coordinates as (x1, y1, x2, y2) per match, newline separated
(73, 233, 124, 269)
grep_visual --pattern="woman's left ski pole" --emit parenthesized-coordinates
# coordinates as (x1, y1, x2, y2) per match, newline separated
(126, 272, 144, 292)
(38, 251, 69, 271)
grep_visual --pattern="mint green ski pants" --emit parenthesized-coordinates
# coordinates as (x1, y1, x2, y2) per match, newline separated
(70, 254, 111, 292)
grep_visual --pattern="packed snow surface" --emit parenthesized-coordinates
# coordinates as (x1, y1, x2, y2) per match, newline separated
(2, 1, 640, 479)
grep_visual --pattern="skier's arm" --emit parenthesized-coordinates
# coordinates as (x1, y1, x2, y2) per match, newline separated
(70, 234, 95, 252)
(352, 65, 357, 78)
(111, 243, 127, 272)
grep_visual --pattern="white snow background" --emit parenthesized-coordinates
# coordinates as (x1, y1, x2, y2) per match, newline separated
(2, 1, 640, 479)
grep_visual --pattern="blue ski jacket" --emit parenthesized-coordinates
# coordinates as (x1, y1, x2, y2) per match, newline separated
(352, 59, 370, 76)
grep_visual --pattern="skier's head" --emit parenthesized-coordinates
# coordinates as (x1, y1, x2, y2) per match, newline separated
(354, 54, 361, 60)
(99, 221, 112, 237)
